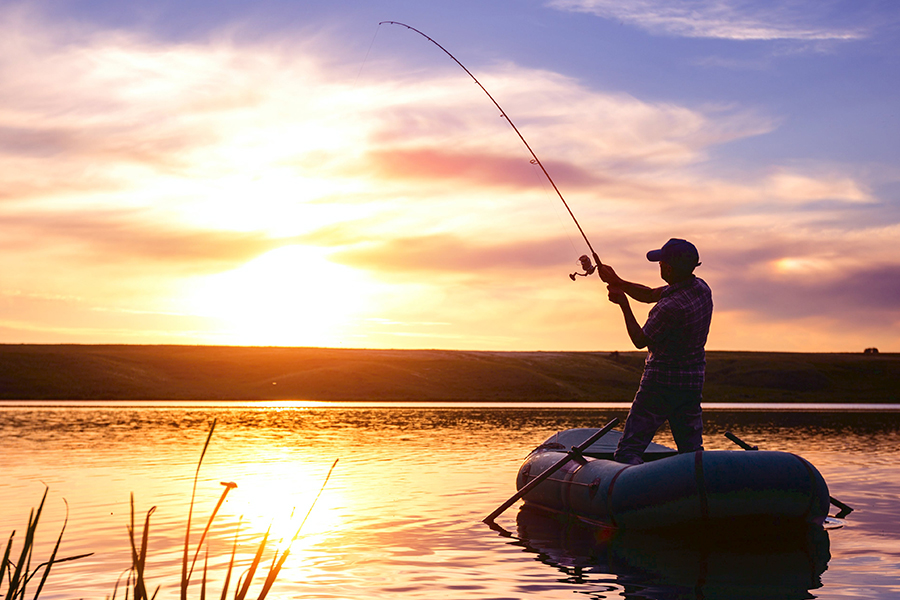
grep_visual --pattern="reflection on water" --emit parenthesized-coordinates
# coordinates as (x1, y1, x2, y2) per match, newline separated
(513, 506, 830, 600)
(0, 404, 899, 599)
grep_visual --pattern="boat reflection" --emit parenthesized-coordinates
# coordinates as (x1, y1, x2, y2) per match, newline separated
(511, 505, 830, 600)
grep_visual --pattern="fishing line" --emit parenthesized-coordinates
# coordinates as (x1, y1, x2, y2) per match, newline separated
(379, 21, 603, 279)
(514, 127, 582, 261)
(355, 24, 382, 88)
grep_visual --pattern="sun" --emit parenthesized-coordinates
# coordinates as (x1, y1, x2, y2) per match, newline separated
(184, 245, 378, 346)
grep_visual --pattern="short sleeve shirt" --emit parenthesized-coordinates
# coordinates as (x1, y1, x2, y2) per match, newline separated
(640, 276, 713, 390)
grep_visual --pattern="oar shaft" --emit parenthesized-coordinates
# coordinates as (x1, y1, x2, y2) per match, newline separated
(483, 418, 619, 524)
(724, 431, 757, 451)
(829, 495, 854, 518)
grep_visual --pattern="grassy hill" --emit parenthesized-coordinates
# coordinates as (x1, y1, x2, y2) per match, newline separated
(0, 345, 897, 402)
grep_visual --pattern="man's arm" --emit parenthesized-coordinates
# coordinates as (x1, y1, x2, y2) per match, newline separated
(598, 265, 664, 304)
(607, 286, 649, 349)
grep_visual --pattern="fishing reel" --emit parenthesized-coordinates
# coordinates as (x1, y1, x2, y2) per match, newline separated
(569, 255, 596, 281)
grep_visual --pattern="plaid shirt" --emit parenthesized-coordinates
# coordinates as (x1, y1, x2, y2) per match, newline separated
(641, 276, 713, 390)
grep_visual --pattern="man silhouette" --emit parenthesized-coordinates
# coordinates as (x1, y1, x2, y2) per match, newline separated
(598, 238, 713, 464)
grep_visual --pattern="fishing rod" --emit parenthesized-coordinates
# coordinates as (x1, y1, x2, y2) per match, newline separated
(379, 21, 602, 281)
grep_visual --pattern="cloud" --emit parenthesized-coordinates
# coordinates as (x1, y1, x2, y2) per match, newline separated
(329, 234, 574, 276)
(763, 170, 873, 204)
(695, 219, 900, 338)
(548, 0, 876, 41)
(0, 210, 288, 271)
(0, 288, 220, 344)
(708, 262, 900, 354)
(717, 263, 900, 319)
(363, 147, 605, 190)
(365, 65, 776, 172)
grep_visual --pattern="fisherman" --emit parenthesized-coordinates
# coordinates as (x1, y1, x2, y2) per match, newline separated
(598, 238, 713, 465)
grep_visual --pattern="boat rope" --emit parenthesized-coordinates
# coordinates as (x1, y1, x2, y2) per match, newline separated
(604, 464, 631, 528)
(379, 21, 603, 276)
(538, 476, 595, 487)
(694, 450, 710, 522)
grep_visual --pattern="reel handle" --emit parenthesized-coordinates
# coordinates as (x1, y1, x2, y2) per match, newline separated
(570, 255, 597, 280)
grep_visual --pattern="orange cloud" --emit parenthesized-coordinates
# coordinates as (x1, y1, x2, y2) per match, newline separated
(2, 211, 287, 270)
(363, 147, 605, 190)
(329, 233, 574, 276)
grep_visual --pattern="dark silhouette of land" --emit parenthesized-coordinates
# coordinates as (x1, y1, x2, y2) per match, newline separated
(0, 345, 896, 402)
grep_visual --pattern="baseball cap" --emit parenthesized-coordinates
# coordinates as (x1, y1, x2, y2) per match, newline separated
(646, 238, 701, 270)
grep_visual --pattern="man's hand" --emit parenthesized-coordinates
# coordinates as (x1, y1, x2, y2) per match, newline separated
(607, 284, 649, 348)
(607, 285, 628, 306)
(599, 265, 663, 304)
(598, 264, 622, 286)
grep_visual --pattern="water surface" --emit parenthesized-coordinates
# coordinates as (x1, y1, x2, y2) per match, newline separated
(1, 403, 898, 599)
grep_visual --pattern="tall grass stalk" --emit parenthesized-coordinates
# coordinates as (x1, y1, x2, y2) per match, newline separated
(256, 458, 339, 599)
(186, 482, 237, 585)
(181, 419, 218, 600)
(126, 495, 159, 600)
(1, 487, 92, 600)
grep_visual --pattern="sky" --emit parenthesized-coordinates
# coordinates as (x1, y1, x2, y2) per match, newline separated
(1, 0, 899, 352)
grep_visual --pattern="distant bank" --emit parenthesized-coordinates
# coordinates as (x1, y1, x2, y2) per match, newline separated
(0, 345, 897, 403)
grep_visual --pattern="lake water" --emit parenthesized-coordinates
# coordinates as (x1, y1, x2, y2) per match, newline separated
(1, 402, 899, 599)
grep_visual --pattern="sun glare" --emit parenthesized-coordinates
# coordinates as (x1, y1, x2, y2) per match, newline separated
(184, 246, 378, 346)
(174, 172, 370, 236)
(771, 257, 832, 275)
(223, 473, 342, 553)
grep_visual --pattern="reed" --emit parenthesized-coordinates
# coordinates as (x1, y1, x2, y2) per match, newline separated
(1, 487, 93, 600)
(119, 419, 338, 600)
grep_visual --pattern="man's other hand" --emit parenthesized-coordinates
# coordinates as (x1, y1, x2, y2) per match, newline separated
(607, 285, 628, 306)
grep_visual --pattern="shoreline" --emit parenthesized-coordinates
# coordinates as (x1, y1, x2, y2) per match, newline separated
(3, 400, 900, 413)
(1, 344, 897, 403)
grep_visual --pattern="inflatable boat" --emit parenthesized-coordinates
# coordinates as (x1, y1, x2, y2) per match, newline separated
(515, 428, 832, 530)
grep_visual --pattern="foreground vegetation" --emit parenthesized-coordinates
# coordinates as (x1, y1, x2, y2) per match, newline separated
(2, 421, 336, 599)
(1, 489, 91, 599)
(0, 345, 897, 403)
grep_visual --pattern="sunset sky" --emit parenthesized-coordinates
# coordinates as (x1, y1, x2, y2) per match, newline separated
(2, 1, 898, 352)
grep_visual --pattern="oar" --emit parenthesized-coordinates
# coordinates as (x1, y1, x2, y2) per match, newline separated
(724, 430, 854, 518)
(724, 431, 757, 451)
(483, 417, 619, 524)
